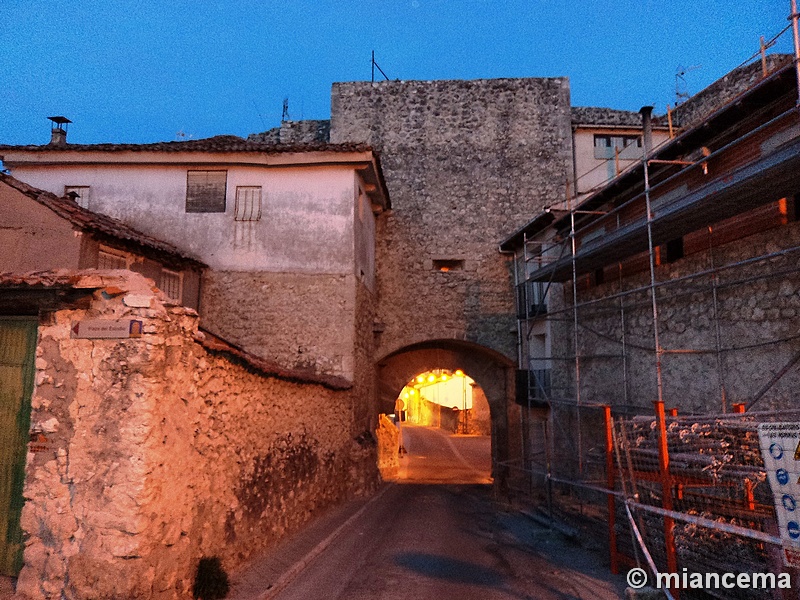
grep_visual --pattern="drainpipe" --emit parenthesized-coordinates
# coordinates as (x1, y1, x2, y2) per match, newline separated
(640, 106, 665, 407)
(641, 105, 653, 156)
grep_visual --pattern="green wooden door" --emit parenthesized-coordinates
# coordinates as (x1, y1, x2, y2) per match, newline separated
(0, 318, 37, 577)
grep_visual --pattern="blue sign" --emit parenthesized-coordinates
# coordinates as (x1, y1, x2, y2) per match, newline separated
(770, 443, 785, 460)
(778, 468, 790, 485)
(789, 521, 800, 540)
(783, 494, 797, 512)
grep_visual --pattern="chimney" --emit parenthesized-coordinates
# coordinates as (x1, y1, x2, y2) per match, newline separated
(639, 106, 654, 156)
(47, 116, 72, 146)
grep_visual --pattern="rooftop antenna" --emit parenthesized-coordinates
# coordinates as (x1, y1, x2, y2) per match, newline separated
(281, 98, 290, 123)
(252, 100, 267, 130)
(371, 51, 390, 83)
(675, 65, 701, 105)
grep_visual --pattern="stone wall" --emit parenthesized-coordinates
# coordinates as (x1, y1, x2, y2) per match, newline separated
(352, 274, 379, 433)
(545, 218, 800, 474)
(375, 415, 399, 481)
(200, 271, 357, 381)
(331, 77, 574, 361)
(668, 55, 793, 129)
(15, 272, 378, 600)
(468, 386, 492, 436)
(407, 396, 459, 433)
(247, 120, 331, 144)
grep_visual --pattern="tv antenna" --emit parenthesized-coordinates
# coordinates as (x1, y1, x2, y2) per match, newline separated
(282, 98, 290, 123)
(371, 51, 390, 83)
(675, 64, 701, 105)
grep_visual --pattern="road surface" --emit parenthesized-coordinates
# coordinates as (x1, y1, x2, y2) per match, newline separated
(266, 424, 624, 600)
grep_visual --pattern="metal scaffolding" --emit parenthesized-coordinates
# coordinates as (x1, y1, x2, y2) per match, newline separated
(507, 42, 800, 495)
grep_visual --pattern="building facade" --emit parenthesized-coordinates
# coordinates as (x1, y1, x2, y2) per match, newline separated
(0, 137, 389, 387)
(0, 173, 204, 308)
(502, 59, 800, 478)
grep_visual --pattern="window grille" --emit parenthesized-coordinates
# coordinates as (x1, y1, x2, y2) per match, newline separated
(159, 269, 183, 303)
(186, 170, 227, 213)
(593, 134, 642, 160)
(234, 186, 262, 221)
(97, 248, 129, 270)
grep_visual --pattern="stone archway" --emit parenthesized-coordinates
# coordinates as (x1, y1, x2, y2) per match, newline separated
(375, 339, 518, 488)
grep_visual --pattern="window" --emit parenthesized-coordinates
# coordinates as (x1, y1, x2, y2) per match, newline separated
(234, 186, 262, 221)
(160, 269, 183, 303)
(64, 185, 90, 209)
(186, 170, 227, 213)
(97, 246, 130, 270)
(594, 268, 605, 285)
(665, 237, 684, 263)
(516, 281, 547, 319)
(432, 259, 464, 272)
(515, 369, 551, 406)
(594, 134, 642, 160)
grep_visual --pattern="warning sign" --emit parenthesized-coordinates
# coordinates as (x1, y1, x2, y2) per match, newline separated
(758, 423, 800, 567)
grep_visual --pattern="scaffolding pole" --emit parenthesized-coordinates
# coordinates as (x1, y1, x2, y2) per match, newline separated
(707, 226, 728, 412)
(569, 194, 584, 474)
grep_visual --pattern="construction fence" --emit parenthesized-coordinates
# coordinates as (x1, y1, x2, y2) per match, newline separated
(504, 403, 800, 599)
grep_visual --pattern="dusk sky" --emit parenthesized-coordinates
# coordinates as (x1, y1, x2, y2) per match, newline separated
(1, 1, 795, 146)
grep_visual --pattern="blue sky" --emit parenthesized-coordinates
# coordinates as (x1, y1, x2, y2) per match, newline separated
(1, 1, 794, 145)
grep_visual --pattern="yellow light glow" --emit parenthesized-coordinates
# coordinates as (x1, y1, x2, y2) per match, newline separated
(403, 393, 409, 399)
(427, 374, 435, 383)
(409, 389, 416, 395)
(455, 369, 464, 376)
(441, 374, 449, 381)
(416, 375, 425, 383)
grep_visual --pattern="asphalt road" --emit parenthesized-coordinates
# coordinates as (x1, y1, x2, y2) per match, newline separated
(270, 424, 624, 600)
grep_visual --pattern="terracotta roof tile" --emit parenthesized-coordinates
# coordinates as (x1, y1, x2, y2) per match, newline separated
(0, 135, 371, 154)
(0, 271, 85, 288)
(0, 173, 205, 268)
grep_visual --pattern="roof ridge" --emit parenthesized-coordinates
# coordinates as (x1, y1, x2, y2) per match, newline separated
(0, 136, 372, 153)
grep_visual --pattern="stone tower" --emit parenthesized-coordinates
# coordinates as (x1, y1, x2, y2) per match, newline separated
(331, 77, 574, 466)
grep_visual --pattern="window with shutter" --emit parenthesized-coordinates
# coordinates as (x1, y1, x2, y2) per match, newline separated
(234, 186, 262, 221)
(160, 269, 183, 303)
(186, 170, 227, 213)
(97, 246, 130, 270)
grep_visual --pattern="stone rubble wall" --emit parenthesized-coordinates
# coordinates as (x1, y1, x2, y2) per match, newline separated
(331, 77, 574, 362)
(546, 220, 800, 476)
(16, 272, 378, 600)
(246, 120, 331, 144)
(375, 415, 399, 481)
(200, 271, 357, 381)
(668, 55, 792, 129)
(467, 387, 492, 436)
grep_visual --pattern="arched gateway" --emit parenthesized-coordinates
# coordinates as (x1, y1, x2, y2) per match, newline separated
(375, 339, 519, 486)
